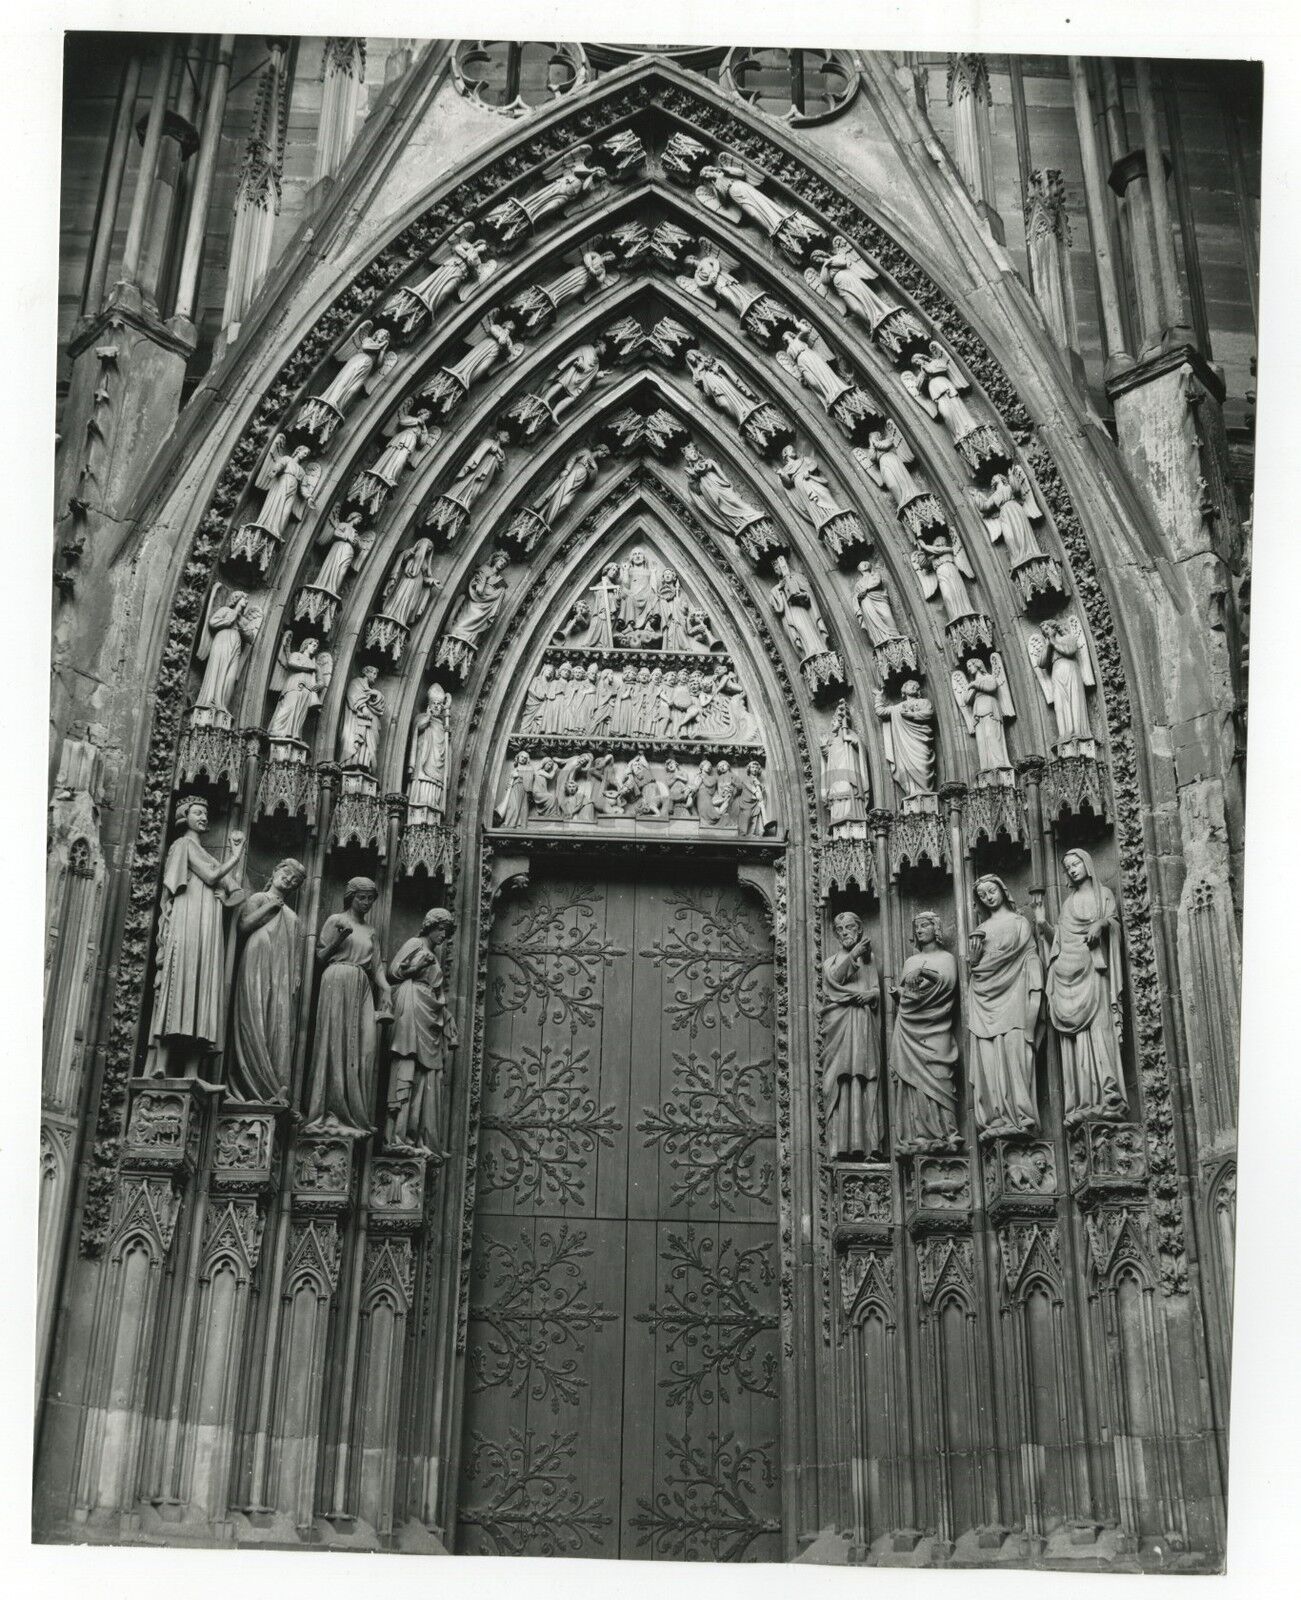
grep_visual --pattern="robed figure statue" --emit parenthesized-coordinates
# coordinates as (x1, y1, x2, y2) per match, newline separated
(386, 908, 459, 1154)
(305, 877, 392, 1135)
(890, 912, 960, 1152)
(820, 912, 883, 1160)
(967, 874, 1044, 1138)
(228, 859, 306, 1103)
(1037, 849, 1128, 1125)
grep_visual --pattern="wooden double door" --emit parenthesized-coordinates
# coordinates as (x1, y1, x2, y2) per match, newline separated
(457, 869, 783, 1560)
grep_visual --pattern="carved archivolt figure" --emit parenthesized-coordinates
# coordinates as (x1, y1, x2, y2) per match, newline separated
(407, 682, 451, 821)
(676, 250, 763, 318)
(368, 406, 437, 487)
(490, 148, 605, 237)
(970, 465, 1045, 566)
(145, 796, 245, 1078)
(902, 343, 980, 443)
(683, 443, 767, 540)
(685, 349, 761, 426)
(267, 634, 332, 743)
(967, 874, 1043, 1139)
(777, 445, 848, 529)
(820, 912, 883, 1161)
(734, 761, 769, 836)
(952, 653, 1016, 773)
(228, 858, 305, 1104)
(315, 322, 396, 415)
(912, 531, 978, 622)
(340, 664, 385, 772)
(384, 223, 497, 332)
(1028, 616, 1096, 751)
(495, 751, 533, 829)
(446, 551, 510, 646)
(806, 238, 894, 325)
(380, 536, 439, 626)
(769, 555, 831, 662)
(440, 432, 508, 520)
(312, 509, 373, 595)
(539, 342, 606, 421)
(430, 316, 521, 398)
(1037, 850, 1128, 1126)
(853, 560, 904, 644)
(890, 912, 960, 1153)
(250, 434, 319, 534)
(854, 422, 922, 509)
(386, 908, 459, 1155)
(875, 681, 936, 798)
(533, 445, 607, 524)
(195, 588, 260, 717)
(821, 698, 871, 837)
(776, 321, 853, 409)
(306, 877, 392, 1136)
(696, 159, 796, 237)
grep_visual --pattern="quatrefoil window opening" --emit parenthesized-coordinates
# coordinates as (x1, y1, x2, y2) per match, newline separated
(453, 41, 589, 115)
(721, 46, 859, 126)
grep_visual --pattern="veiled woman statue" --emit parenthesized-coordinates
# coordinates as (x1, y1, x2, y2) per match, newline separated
(441, 432, 508, 518)
(533, 445, 606, 524)
(385, 908, 459, 1154)
(380, 537, 438, 626)
(407, 682, 451, 821)
(228, 858, 305, 1103)
(820, 912, 883, 1160)
(305, 877, 392, 1135)
(854, 560, 904, 644)
(446, 551, 510, 647)
(967, 874, 1044, 1138)
(890, 912, 960, 1153)
(777, 446, 848, 529)
(145, 796, 245, 1078)
(769, 556, 830, 662)
(683, 444, 767, 540)
(1037, 850, 1128, 1125)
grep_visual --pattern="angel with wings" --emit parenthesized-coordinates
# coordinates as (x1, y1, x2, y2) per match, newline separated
(250, 435, 320, 537)
(266, 633, 332, 743)
(776, 321, 854, 411)
(970, 465, 1046, 567)
(806, 238, 894, 326)
(1027, 616, 1096, 752)
(315, 322, 398, 416)
(195, 587, 261, 717)
(429, 316, 521, 403)
(696, 159, 795, 239)
(516, 147, 606, 230)
(912, 530, 978, 623)
(312, 507, 374, 595)
(368, 406, 438, 489)
(777, 445, 848, 529)
(901, 342, 980, 444)
(685, 349, 760, 428)
(383, 222, 497, 336)
(675, 249, 764, 320)
(952, 654, 1016, 773)
(854, 421, 923, 509)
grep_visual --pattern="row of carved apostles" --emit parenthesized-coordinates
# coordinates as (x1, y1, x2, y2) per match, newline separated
(822, 851, 1128, 1161)
(494, 750, 772, 833)
(144, 794, 459, 1156)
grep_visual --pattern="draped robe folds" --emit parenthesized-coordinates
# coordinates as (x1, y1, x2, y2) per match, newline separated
(314, 533, 360, 595)
(820, 946, 883, 1160)
(772, 581, 827, 662)
(855, 574, 902, 643)
(822, 730, 869, 834)
(196, 610, 246, 712)
(388, 938, 458, 1151)
(448, 567, 506, 645)
(868, 443, 920, 507)
(1045, 866, 1128, 1124)
(258, 460, 308, 535)
(447, 440, 504, 511)
(826, 256, 890, 322)
(1048, 641, 1092, 743)
(320, 344, 381, 412)
(966, 673, 1012, 770)
(966, 906, 1043, 1136)
(229, 895, 300, 1101)
(340, 680, 382, 770)
(267, 656, 320, 741)
(693, 460, 761, 533)
(149, 835, 239, 1053)
(881, 699, 934, 797)
(890, 949, 959, 1149)
(307, 917, 385, 1131)
(991, 483, 1042, 565)
(496, 766, 531, 828)
(408, 710, 449, 815)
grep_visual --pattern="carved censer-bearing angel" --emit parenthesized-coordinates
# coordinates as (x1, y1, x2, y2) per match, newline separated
(295, 321, 398, 444)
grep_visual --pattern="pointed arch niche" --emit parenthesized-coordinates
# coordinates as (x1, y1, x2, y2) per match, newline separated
(47, 56, 1212, 1568)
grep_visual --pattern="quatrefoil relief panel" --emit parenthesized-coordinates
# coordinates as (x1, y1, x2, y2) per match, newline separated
(452, 41, 589, 116)
(720, 47, 860, 126)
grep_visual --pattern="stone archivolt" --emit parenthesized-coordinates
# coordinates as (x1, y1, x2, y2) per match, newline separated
(51, 60, 1202, 1570)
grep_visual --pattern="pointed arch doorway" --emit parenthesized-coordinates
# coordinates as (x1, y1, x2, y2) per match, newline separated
(453, 519, 791, 1560)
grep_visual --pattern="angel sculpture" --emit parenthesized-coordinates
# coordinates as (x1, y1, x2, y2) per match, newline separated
(311, 507, 374, 595)
(266, 633, 333, 743)
(682, 443, 768, 541)
(248, 435, 320, 536)
(901, 342, 981, 444)
(777, 445, 848, 530)
(952, 654, 1016, 774)
(875, 681, 936, 798)
(537, 342, 607, 423)
(854, 422, 923, 509)
(382, 223, 498, 336)
(769, 555, 831, 663)
(528, 248, 619, 323)
(696, 159, 796, 239)
(485, 147, 606, 245)
(339, 664, 385, 772)
(430, 432, 508, 535)
(776, 320, 853, 411)
(685, 349, 761, 428)
(380, 537, 439, 628)
(195, 588, 261, 718)
(911, 530, 979, 623)
(970, 465, 1046, 567)
(299, 322, 397, 434)
(1027, 616, 1096, 753)
(423, 316, 521, 414)
(805, 237, 895, 326)
(675, 250, 765, 319)
(367, 406, 438, 490)
(533, 446, 608, 526)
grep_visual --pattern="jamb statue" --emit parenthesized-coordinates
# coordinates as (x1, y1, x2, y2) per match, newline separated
(385, 908, 459, 1155)
(890, 912, 961, 1153)
(228, 858, 306, 1104)
(305, 877, 392, 1136)
(820, 912, 883, 1161)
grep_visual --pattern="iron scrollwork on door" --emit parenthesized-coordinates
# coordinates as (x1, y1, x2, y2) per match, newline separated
(630, 1431, 781, 1561)
(459, 1427, 613, 1555)
(639, 889, 774, 1033)
(480, 1041, 622, 1206)
(490, 886, 627, 1031)
(637, 1047, 775, 1211)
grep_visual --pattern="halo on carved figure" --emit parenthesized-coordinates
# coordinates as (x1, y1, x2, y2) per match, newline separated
(721, 47, 860, 126)
(451, 41, 589, 116)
